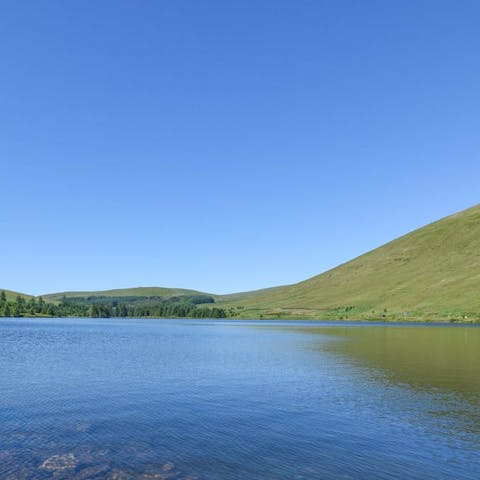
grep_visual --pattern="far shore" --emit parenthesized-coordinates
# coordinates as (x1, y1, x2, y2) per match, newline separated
(1, 315, 479, 325)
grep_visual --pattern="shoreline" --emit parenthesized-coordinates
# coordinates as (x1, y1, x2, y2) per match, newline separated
(1, 315, 479, 325)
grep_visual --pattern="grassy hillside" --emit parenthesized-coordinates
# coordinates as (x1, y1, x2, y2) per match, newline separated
(216, 204, 480, 322)
(0, 289, 32, 301)
(5, 204, 480, 321)
(43, 286, 212, 301)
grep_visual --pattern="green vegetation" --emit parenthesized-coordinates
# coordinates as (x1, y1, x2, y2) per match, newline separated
(215, 204, 480, 322)
(43, 286, 210, 302)
(0, 292, 226, 319)
(0, 289, 32, 302)
(2, 204, 480, 322)
(0, 293, 48, 317)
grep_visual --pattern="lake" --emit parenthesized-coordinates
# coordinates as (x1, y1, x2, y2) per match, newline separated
(0, 318, 479, 479)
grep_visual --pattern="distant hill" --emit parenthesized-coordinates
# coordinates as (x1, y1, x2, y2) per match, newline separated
(0, 289, 32, 301)
(4, 204, 480, 321)
(43, 286, 212, 301)
(0, 286, 222, 319)
(216, 204, 480, 321)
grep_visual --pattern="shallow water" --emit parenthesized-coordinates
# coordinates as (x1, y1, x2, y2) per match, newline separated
(0, 318, 479, 479)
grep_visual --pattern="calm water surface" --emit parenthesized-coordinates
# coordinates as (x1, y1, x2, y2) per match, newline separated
(0, 318, 479, 479)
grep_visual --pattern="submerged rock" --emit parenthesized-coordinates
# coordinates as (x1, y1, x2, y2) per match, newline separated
(72, 464, 110, 479)
(105, 469, 137, 480)
(40, 453, 78, 472)
(75, 422, 91, 433)
(95, 449, 109, 457)
(140, 461, 180, 480)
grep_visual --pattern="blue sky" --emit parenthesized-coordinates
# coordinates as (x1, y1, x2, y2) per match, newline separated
(1, 0, 479, 295)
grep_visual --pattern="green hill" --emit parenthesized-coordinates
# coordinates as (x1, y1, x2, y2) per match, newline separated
(43, 286, 212, 301)
(0, 289, 32, 301)
(4, 204, 480, 321)
(216, 204, 480, 322)
(0, 285, 222, 319)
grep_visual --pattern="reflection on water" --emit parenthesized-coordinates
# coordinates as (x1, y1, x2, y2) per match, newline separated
(0, 318, 479, 479)
(292, 324, 480, 439)
(307, 325, 480, 397)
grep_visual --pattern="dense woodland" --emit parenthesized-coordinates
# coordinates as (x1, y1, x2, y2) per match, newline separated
(0, 291, 227, 318)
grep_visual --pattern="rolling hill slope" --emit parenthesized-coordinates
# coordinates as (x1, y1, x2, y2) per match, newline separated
(43, 286, 212, 302)
(216, 204, 480, 321)
(0, 289, 32, 301)
(4, 204, 480, 321)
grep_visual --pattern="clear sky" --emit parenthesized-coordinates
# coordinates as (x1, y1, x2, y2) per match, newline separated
(1, 0, 479, 296)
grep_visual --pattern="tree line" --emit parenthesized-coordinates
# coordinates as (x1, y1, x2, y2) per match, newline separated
(0, 291, 226, 319)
